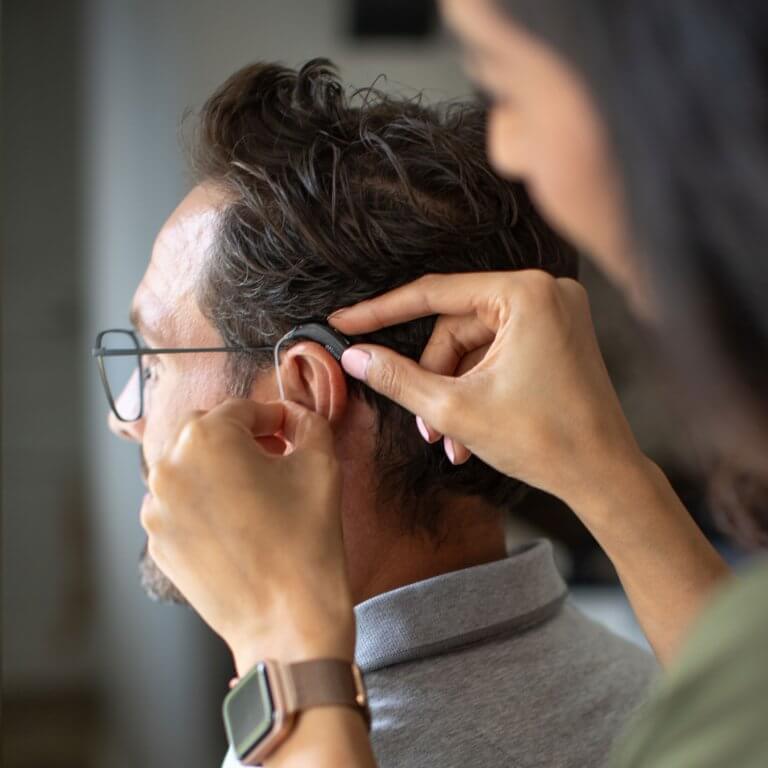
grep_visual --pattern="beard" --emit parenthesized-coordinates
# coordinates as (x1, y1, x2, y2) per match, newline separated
(138, 446, 188, 604)
(138, 538, 189, 604)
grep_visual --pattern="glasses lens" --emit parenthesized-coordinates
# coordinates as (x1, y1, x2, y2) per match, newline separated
(100, 331, 142, 421)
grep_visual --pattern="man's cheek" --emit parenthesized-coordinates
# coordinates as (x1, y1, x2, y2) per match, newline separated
(176, 365, 228, 409)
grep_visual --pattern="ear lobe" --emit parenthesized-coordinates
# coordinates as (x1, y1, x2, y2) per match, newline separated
(279, 341, 348, 426)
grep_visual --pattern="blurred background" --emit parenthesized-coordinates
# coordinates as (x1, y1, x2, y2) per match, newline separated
(1, 1, 746, 767)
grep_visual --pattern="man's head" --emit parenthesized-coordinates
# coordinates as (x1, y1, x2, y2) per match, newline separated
(110, 58, 577, 603)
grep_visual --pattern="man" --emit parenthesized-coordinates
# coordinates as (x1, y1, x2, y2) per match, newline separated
(100, 59, 656, 767)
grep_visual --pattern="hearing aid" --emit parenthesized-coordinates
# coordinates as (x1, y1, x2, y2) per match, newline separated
(273, 323, 352, 400)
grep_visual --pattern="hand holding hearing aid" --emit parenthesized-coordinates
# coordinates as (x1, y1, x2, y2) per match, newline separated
(330, 271, 647, 514)
(332, 272, 730, 666)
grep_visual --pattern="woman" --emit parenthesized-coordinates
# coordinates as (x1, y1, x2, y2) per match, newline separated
(145, 1, 768, 765)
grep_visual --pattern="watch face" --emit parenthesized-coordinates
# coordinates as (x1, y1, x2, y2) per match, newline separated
(223, 663, 275, 760)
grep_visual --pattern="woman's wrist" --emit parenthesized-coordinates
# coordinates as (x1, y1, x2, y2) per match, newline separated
(560, 450, 730, 660)
(559, 448, 661, 532)
(559, 449, 716, 571)
(581, 453, 726, 571)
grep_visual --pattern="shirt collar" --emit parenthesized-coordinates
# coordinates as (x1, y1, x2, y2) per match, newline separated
(354, 539, 567, 673)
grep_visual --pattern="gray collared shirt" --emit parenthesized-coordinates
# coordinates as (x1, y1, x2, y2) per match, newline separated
(224, 540, 656, 767)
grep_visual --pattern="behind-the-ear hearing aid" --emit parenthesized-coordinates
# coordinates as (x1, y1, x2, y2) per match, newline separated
(273, 322, 352, 400)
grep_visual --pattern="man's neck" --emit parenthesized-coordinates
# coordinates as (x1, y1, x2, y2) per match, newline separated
(344, 498, 507, 605)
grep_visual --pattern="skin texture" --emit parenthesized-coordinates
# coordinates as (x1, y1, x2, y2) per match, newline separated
(145, 2, 732, 765)
(441, 0, 653, 319)
(109, 183, 507, 652)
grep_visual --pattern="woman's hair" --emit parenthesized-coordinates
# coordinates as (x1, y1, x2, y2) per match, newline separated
(190, 59, 578, 537)
(496, 0, 768, 544)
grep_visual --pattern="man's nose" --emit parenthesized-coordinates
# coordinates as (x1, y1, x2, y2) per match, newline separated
(107, 368, 144, 441)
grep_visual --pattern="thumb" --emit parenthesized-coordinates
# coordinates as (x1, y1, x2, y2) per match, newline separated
(340, 345, 453, 430)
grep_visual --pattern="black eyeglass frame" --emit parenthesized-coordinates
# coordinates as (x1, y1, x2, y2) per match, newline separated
(92, 328, 273, 423)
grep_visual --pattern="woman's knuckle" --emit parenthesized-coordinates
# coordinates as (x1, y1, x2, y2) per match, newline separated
(559, 277, 589, 306)
(529, 270, 559, 299)
(432, 388, 461, 433)
(508, 271, 557, 319)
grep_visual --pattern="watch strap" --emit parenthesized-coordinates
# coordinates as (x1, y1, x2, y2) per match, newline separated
(282, 659, 370, 728)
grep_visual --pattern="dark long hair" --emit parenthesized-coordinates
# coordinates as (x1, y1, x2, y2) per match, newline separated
(496, 0, 768, 546)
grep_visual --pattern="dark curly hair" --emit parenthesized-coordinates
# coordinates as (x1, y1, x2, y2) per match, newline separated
(190, 58, 578, 537)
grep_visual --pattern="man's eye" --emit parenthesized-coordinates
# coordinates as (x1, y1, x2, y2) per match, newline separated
(143, 362, 158, 384)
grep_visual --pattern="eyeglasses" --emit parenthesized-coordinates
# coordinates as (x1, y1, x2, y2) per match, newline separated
(92, 328, 273, 422)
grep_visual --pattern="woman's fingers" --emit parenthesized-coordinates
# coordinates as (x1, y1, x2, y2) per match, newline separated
(340, 338, 487, 463)
(415, 328, 493, 448)
(439, 345, 489, 462)
(444, 436, 472, 465)
(333, 270, 639, 504)
(419, 314, 494, 376)
(329, 272, 510, 334)
(340, 344, 458, 435)
(332, 271, 558, 455)
(416, 416, 441, 444)
(414, 314, 485, 444)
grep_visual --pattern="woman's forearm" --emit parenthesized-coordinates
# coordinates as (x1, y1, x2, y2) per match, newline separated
(569, 456, 730, 665)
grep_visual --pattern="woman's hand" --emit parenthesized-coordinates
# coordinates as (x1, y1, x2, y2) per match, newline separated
(331, 271, 729, 663)
(331, 270, 643, 512)
(142, 398, 354, 676)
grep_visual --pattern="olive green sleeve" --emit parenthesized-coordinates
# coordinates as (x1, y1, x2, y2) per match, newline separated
(611, 561, 768, 768)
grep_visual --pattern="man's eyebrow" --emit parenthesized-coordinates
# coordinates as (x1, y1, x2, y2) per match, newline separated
(129, 305, 160, 342)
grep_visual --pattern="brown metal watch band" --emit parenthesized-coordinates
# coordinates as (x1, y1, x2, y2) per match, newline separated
(282, 659, 370, 729)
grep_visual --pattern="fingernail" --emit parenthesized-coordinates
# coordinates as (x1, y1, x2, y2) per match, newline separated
(444, 437, 456, 464)
(416, 416, 430, 442)
(328, 308, 347, 321)
(341, 348, 371, 381)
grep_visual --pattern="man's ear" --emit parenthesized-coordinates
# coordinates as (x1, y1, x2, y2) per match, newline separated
(273, 341, 348, 426)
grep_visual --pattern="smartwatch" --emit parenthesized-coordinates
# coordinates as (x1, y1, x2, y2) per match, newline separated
(222, 658, 370, 765)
